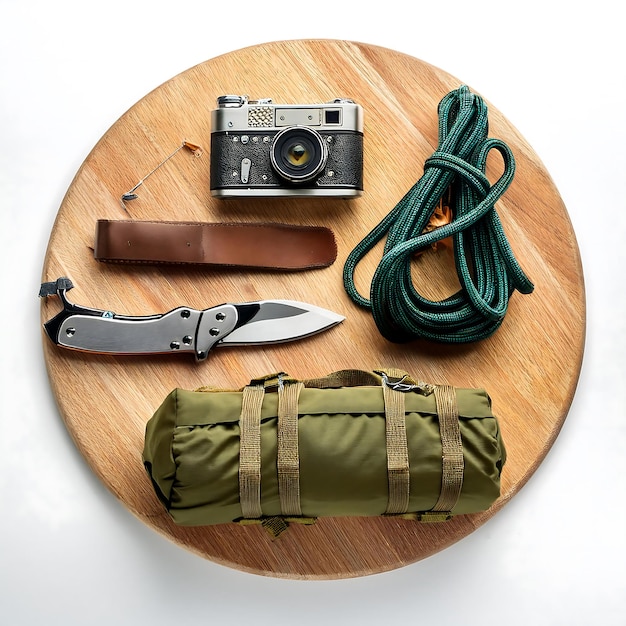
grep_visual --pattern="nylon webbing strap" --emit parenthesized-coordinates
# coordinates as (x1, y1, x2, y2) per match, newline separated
(382, 376, 410, 515)
(432, 385, 464, 513)
(239, 384, 265, 519)
(277, 381, 304, 516)
(302, 369, 382, 389)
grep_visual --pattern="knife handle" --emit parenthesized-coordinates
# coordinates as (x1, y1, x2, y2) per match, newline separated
(41, 277, 240, 359)
(53, 307, 202, 356)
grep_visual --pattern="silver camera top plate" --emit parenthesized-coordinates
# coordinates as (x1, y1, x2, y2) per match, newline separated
(212, 96, 363, 133)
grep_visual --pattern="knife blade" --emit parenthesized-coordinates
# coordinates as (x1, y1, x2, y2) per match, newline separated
(40, 277, 344, 361)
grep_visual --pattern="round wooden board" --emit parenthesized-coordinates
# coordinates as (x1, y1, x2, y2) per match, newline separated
(40, 40, 585, 579)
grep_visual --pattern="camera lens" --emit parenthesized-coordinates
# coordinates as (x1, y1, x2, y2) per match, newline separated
(270, 126, 327, 183)
(286, 142, 310, 166)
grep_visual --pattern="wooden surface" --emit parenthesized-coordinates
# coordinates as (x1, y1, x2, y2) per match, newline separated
(40, 40, 585, 579)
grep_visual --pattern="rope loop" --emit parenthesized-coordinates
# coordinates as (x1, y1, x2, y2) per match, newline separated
(343, 85, 534, 344)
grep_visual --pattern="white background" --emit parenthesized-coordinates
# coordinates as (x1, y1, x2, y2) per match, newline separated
(1, 1, 625, 624)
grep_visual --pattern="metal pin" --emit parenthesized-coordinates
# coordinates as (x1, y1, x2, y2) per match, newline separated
(120, 140, 203, 210)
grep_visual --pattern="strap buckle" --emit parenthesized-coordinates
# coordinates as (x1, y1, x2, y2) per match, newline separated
(376, 370, 434, 395)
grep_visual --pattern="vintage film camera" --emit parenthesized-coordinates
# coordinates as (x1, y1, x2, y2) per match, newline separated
(210, 95, 363, 197)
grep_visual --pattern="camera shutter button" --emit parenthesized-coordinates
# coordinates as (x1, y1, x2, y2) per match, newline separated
(241, 158, 251, 183)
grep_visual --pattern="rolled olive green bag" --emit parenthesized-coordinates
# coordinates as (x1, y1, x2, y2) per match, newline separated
(143, 369, 506, 530)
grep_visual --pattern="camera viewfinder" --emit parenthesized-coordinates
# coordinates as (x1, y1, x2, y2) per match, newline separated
(324, 109, 341, 124)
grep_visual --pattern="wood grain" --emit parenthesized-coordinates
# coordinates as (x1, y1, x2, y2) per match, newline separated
(40, 40, 585, 579)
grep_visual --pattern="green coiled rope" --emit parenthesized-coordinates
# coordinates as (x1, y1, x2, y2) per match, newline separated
(343, 85, 534, 344)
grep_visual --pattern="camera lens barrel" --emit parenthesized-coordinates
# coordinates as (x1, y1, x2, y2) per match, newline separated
(270, 126, 328, 183)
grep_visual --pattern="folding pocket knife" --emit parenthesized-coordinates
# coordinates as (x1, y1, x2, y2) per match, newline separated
(40, 277, 344, 361)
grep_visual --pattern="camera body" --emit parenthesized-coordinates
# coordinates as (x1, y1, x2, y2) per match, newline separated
(210, 95, 363, 197)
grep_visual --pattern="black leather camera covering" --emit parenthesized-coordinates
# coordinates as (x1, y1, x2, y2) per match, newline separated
(210, 131, 363, 191)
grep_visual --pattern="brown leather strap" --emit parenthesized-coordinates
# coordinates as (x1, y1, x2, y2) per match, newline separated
(93, 220, 337, 270)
